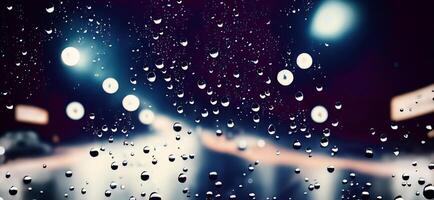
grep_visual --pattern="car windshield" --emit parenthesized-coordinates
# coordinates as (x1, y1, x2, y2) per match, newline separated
(0, 0, 433, 200)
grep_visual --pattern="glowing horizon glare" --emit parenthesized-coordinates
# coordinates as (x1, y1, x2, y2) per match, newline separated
(311, 1, 355, 40)
(61, 47, 80, 66)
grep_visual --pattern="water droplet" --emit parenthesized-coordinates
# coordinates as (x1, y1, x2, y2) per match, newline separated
(393, 148, 400, 156)
(168, 154, 176, 162)
(65, 170, 73, 178)
(335, 101, 342, 110)
(361, 191, 370, 200)
(46, 6, 54, 13)
(320, 137, 329, 148)
(251, 103, 260, 112)
(173, 122, 182, 132)
(153, 18, 162, 24)
(141, 171, 150, 181)
(227, 119, 235, 128)
(197, 80, 206, 89)
(209, 171, 218, 180)
(9, 186, 18, 195)
(111, 162, 119, 170)
(423, 184, 434, 199)
(178, 173, 187, 183)
(179, 39, 188, 47)
(147, 72, 156, 82)
(365, 148, 374, 158)
(267, 124, 276, 135)
(428, 162, 434, 170)
(418, 178, 426, 185)
(143, 146, 151, 154)
(394, 195, 404, 200)
(6, 104, 14, 109)
(149, 192, 162, 200)
(327, 165, 335, 173)
(89, 148, 99, 157)
(400, 173, 410, 182)
(209, 48, 219, 58)
(221, 97, 230, 107)
(23, 176, 32, 184)
(295, 91, 304, 101)
(293, 140, 302, 149)
(105, 190, 111, 197)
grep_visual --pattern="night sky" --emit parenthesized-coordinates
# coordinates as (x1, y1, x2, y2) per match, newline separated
(1, 0, 433, 154)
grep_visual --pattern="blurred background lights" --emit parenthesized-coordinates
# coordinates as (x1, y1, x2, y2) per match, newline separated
(311, 105, 328, 123)
(61, 47, 80, 66)
(102, 77, 119, 94)
(66, 101, 85, 120)
(311, 1, 356, 40)
(138, 109, 155, 125)
(296, 53, 313, 69)
(122, 94, 140, 112)
(277, 69, 294, 86)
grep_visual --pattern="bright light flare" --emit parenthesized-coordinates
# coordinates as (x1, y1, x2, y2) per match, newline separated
(311, 1, 356, 40)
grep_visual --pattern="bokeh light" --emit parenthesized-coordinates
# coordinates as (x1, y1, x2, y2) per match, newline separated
(122, 95, 140, 112)
(311, 1, 356, 40)
(311, 105, 328, 123)
(138, 109, 155, 125)
(102, 77, 119, 94)
(277, 69, 294, 86)
(61, 47, 80, 66)
(65, 101, 85, 120)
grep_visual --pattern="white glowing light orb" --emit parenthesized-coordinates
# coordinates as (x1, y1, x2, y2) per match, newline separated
(138, 109, 155, 125)
(311, 105, 328, 123)
(0, 146, 5, 155)
(61, 47, 80, 66)
(311, 1, 355, 39)
(102, 77, 119, 94)
(277, 69, 294, 86)
(66, 101, 85, 120)
(122, 95, 140, 112)
(296, 53, 313, 69)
